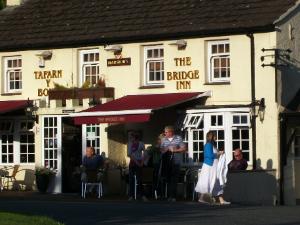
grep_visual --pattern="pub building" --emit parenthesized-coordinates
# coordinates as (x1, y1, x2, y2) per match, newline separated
(0, 0, 300, 204)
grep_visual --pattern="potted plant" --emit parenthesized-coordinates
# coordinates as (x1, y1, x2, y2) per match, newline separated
(35, 167, 56, 193)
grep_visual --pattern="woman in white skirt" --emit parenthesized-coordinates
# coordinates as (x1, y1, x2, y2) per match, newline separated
(195, 131, 230, 205)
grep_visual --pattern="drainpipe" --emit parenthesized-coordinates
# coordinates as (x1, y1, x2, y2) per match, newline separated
(279, 113, 286, 205)
(247, 33, 257, 169)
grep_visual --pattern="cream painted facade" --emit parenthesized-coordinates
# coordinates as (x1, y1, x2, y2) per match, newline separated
(0, 32, 281, 195)
(274, 4, 300, 205)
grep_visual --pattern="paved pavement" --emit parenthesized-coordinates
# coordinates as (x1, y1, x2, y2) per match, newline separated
(0, 192, 300, 225)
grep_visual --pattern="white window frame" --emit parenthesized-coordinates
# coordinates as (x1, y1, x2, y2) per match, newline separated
(232, 113, 250, 127)
(144, 45, 164, 86)
(41, 115, 62, 193)
(207, 40, 230, 83)
(19, 120, 35, 164)
(79, 49, 100, 87)
(183, 114, 203, 129)
(184, 109, 252, 166)
(231, 113, 251, 163)
(82, 124, 101, 158)
(4, 56, 22, 93)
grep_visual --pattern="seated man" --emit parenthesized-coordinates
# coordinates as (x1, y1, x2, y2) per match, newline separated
(81, 147, 104, 183)
(228, 148, 248, 171)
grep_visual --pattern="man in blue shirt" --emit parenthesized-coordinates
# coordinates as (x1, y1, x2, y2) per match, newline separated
(81, 147, 104, 182)
(160, 126, 186, 202)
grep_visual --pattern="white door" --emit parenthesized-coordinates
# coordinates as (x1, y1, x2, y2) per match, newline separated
(41, 116, 62, 193)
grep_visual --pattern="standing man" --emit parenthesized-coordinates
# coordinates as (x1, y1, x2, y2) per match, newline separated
(160, 125, 186, 202)
(127, 133, 146, 201)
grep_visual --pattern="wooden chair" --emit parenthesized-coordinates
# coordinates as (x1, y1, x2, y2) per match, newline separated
(2, 165, 20, 190)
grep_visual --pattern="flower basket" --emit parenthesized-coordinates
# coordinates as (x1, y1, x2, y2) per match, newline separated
(35, 167, 56, 193)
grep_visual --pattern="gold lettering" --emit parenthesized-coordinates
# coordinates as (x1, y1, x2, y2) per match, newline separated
(43, 71, 48, 79)
(38, 88, 49, 96)
(176, 81, 191, 90)
(37, 71, 43, 79)
(194, 70, 199, 79)
(34, 71, 38, 79)
(58, 70, 62, 78)
(167, 72, 173, 80)
(174, 57, 192, 66)
(173, 72, 179, 80)
(174, 58, 180, 66)
(52, 70, 57, 78)
(46, 79, 51, 87)
(186, 57, 192, 66)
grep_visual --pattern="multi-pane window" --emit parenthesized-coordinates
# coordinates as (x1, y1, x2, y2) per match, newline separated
(232, 114, 250, 161)
(207, 40, 230, 83)
(184, 110, 251, 165)
(4, 56, 22, 92)
(20, 134, 35, 163)
(20, 121, 35, 163)
(43, 117, 58, 169)
(0, 121, 14, 164)
(144, 46, 164, 85)
(210, 114, 225, 150)
(80, 49, 100, 86)
(191, 121, 204, 163)
(184, 114, 203, 129)
(85, 124, 101, 154)
(1, 134, 14, 163)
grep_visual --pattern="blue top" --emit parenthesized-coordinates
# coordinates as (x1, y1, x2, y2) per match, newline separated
(203, 142, 217, 166)
(82, 154, 104, 170)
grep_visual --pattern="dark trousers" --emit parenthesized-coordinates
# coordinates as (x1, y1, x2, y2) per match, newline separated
(129, 164, 142, 198)
(153, 162, 161, 196)
(168, 163, 180, 199)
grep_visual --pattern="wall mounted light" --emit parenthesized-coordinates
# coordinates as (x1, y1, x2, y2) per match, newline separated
(25, 98, 38, 122)
(36, 50, 53, 68)
(104, 45, 123, 55)
(169, 39, 187, 50)
(252, 98, 266, 122)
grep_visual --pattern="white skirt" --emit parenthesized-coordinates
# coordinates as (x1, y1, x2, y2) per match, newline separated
(195, 159, 223, 196)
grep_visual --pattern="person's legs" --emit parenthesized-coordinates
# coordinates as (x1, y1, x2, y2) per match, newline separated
(136, 166, 143, 198)
(169, 163, 180, 200)
(81, 172, 87, 182)
(153, 163, 161, 198)
(128, 165, 136, 199)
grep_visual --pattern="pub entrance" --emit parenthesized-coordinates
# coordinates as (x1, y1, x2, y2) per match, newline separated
(61, 117, 82, 193)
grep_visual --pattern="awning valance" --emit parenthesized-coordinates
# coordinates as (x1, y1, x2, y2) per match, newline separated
(0, 100, 30, 115)
(71, 92, 211, 124)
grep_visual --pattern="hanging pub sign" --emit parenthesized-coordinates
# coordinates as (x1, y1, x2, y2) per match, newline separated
(107, 57, 131, 67)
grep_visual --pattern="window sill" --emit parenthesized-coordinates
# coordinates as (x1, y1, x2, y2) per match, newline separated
(1, 92, 22, 96)
(139, 85, 165, 89)
(204, 82, 230, 85)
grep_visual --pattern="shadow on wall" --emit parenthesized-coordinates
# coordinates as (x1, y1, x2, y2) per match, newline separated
(277, 45, 300, 108)
(224, 158, 277, 205)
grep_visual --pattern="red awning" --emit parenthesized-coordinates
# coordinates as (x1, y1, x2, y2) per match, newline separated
(72, 92, 211, 124)
(0, 100, 30, 114)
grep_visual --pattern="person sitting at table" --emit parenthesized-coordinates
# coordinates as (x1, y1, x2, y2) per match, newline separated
(228, 148, 248, 171)
(81, 146, 104, 185)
